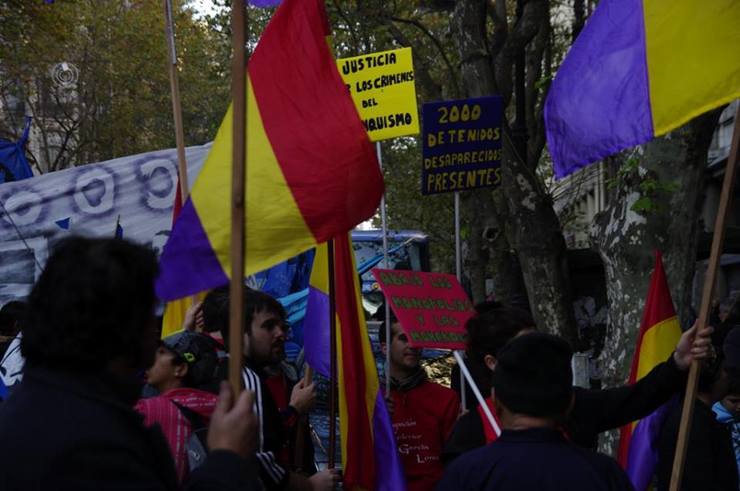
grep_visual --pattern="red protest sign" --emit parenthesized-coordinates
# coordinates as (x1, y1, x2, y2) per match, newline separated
(371, 269, 474, 350)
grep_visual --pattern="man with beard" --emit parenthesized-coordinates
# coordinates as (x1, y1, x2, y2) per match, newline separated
(380, 320, 460, 491)
(202, 287, 336, 491)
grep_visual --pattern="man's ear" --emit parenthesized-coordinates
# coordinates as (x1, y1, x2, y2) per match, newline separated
(174, 362, 189, 379)
(484, 354, 497, 371)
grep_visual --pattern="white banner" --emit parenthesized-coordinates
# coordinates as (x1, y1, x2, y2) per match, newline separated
(0, 144, 210, 305)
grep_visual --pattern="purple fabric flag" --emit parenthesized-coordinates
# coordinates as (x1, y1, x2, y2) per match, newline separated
(544, 0, 653, 178)
(250, 0, 281, 7)
(625, 398, 677, 490)
(373, 392, 407, 491)
(303, 285, 331, 378)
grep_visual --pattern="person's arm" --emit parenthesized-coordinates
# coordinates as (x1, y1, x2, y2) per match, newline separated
(573, 356, 684, 436)
(572, 322, 712, 437)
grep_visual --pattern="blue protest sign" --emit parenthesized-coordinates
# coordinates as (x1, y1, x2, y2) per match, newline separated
(421, 96, 503, 195)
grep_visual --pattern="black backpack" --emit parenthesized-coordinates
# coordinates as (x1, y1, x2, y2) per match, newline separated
(171, 401, 209, 471)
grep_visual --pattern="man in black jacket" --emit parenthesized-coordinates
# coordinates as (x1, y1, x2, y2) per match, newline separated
(443, 304, 713, 461)
(0, 237, 260, 491)
(438, 333, 633, 491)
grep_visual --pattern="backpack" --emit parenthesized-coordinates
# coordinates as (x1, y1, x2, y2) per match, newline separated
(171, 401, 209, 471)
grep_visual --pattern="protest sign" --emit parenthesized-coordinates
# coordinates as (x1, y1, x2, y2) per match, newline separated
(371, 268, 473, 350)
(338, 47, 419, 141)
(421, 96, 503, 195)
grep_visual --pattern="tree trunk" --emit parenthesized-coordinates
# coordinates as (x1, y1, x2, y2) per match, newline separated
(451, 0, 576, 342)
(591, 111, 721, 454)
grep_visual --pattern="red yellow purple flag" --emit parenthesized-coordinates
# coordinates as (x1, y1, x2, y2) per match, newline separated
(156, 0, 383, 301)
(334, 233, 406, 490)
(617, 251, 682, 490)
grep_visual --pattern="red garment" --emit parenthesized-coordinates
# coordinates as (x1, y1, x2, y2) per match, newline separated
(389, 380, 460, 491)
(264, 371, 297, 466)
(135, 388, 217, 483)
(477, 397, 501, 444)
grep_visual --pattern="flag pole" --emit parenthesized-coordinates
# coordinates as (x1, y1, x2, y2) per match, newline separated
(454, 191, 467, 411)
(228, 0, 248, 396)
(163, 0, 190, 204)
(328, 238, 338, 469)
(376, 142, 392, 396)
(163, 0, 198, 310)
(670, 102, 740, 490)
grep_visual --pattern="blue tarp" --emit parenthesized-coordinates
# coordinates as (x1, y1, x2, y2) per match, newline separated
(0, 118, 33, 184)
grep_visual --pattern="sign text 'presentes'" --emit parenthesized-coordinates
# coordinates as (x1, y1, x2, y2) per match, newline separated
(421, 96, 504, 194)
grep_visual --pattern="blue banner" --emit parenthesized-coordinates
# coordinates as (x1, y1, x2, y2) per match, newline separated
(421, 96, 503, 195)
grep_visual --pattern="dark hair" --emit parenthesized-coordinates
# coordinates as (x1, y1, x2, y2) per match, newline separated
(0, 301, 26, 337)
(726, 371, 740, 396)
(22, 237, 158, 372)
(492, 332, 573, 418)
(465, 305, 535, 362)
(377, 307, 399, 345)
(202, 286, 285, 344)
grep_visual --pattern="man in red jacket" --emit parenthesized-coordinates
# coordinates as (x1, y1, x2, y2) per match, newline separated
(381, 320, 460, 491)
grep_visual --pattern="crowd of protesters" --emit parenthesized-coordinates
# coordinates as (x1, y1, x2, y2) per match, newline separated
(0, 236, 739, 491)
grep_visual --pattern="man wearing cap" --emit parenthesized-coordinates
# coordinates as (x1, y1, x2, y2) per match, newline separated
(136, 332, 221, 483)
(437, 332, 633, 491)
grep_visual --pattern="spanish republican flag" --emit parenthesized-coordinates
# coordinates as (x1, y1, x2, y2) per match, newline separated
(545, 0, 740, 178)
(156, 0, 382, 301)
(304, 236, 406, 491)
(617, 251, 682, 490)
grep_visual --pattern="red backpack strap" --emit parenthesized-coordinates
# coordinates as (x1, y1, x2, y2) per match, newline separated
(477, 397, 500, 444)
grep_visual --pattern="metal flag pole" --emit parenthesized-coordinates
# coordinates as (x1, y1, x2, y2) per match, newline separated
(454, 191, 467, 410)
(228, 0, 247, 396)
(377, 141, 392, 395)
(670, 102, 740, 490)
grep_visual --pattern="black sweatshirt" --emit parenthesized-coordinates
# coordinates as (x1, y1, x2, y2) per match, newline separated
(443, 355, 686, 462)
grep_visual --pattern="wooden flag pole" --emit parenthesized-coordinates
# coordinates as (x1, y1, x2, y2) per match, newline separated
(328, 239, 338, 469)
(670, 102, 740, 490)
(163, 0, 199, 309)
(163, 0, 190, 203)
(228, 0, 248, 396)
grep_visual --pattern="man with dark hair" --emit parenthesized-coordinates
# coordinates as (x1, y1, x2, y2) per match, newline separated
(380, 321, 460, 491)
(438, 332, 633, 491)
(0, 237, 259, 490)
(202, 286, 335, 491)
(443, 304, 713, 462)
(136, 332, 221, 483)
